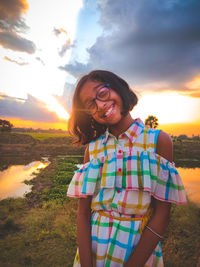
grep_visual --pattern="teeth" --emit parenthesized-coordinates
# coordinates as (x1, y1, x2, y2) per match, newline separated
(105, 106, 113, 116)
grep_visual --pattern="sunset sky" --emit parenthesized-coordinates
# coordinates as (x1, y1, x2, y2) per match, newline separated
(0, 0, 200, 136)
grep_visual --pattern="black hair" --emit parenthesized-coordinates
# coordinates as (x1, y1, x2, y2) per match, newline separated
(68, 70, 138, 144)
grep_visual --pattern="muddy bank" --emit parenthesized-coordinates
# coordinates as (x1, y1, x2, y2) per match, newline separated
(0, 133, 85, 170)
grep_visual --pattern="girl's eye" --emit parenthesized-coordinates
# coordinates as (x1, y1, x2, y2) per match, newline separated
(97, 87, 109, 99)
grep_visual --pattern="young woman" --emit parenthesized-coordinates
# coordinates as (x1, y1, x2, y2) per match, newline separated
(67, 70, 186, 267)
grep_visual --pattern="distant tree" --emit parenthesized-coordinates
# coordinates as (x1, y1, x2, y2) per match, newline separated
(0, 119, 13, 132)
(178, 134, 188, 140)
(192, 135, 200, 140)
(145, 115, 159, 129)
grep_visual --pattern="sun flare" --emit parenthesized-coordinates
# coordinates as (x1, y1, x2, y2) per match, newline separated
(44, 96, 70, 121)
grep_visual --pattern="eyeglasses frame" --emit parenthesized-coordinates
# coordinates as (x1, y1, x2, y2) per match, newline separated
(84, 83, 110, 115)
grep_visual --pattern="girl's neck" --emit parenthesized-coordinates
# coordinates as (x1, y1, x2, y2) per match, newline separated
(108, 113, 135, 138)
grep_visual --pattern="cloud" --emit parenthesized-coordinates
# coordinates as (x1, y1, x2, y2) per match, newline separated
(53, 28, 75, 57)
(182, 74, 200, 98)
(0, 93, 60, 122)
(0, 0, 36, 54)
(59, 60, 92, 77)
(54, 82, 75, 113)
(35, 56, 45, 66)
(65, 0, 200, 90)
(0, 0, 28, 21)
(0, 31, 36, 53)
(59, 39, 73, 57)
(4, 55, 28, 65)
(53, 27, 75, 57)
(53, 27, 68, 36)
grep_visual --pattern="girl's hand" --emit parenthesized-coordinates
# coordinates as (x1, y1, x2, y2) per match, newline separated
(125, 199, 171, 267)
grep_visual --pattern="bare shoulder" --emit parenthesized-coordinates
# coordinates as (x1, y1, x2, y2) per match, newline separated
(84, 145, 90, 163)
(156, 130, 173, 162)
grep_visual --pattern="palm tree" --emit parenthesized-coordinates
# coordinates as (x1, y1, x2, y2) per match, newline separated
(145, 115, 159, 129)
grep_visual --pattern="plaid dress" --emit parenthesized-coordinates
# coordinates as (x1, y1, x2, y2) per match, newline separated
(67, 118, 186, 267)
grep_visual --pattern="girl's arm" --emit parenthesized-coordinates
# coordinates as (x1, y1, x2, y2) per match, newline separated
(77, 146, 93, 267)
(125, 131, 172, 267)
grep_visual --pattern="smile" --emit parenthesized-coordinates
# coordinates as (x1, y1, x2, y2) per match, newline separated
(104, 104, 114, 117)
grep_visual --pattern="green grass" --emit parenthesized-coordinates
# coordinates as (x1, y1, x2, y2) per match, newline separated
(0, 198, 78, 267)
(15, 132, 70, 141)
(163, 201, 200, 266)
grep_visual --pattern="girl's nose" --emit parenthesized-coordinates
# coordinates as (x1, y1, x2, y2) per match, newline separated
(95, 99, 106, 111)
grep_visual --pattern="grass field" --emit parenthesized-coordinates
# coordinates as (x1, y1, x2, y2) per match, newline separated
(15, 132, 69, 141)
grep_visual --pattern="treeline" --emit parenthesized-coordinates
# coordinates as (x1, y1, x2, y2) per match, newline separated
(13, 127, 67, 134)
(172, 134, 200, 141)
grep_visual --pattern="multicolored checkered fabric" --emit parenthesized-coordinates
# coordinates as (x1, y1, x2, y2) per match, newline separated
(67, 118, 187, 266)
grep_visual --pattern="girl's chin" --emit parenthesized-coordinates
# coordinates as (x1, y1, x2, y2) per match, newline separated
(104, 116, 123, 126)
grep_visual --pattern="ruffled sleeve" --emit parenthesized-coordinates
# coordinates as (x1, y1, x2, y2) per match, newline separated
(91, 150, 186, 205)
(67, 159, 100, 198)
(148, 152, 187, 204)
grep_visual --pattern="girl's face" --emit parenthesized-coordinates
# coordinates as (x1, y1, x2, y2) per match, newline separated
(79, 79, 124, 126)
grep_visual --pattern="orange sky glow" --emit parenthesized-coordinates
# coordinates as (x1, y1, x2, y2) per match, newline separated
(7, 117, 68, 131)
(4, 116, 200, 137)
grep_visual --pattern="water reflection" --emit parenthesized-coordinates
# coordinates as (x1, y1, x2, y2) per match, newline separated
(0, 161, 48, 200)
(177, 167, 200, 205)
(0, 163, 199, 205)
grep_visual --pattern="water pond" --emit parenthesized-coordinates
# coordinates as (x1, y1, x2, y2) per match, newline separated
(0, 163, 199, 205)
(177, 167, 200, 205)
(0, 160, 49, 200)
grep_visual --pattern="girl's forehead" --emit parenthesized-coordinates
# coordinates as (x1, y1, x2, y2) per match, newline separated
(79, 80, 103, 99)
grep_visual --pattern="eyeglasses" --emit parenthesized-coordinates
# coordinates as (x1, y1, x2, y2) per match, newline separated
(84, 83, 110, 115)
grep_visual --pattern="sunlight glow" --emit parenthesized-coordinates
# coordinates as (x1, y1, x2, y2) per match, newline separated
(1, 0, 83, 100)
(44, 95, 70, 121)
(0, 161, 48, 199)
(185, 75, 200, 89)
(132, 92, 200, 124)
(37, 162, 49, 169)
(6, 117, 68, 130)
(177, 168, 200, 205)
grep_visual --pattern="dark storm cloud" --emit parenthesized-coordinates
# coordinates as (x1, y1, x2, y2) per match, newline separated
(0, 94, 59, 122)
(0, 31, 35, 53)
(59, 60, 92, 77)
(0, 0, 36, 54)
(65, 0, 200, 89)
(0, 0, 28, 21)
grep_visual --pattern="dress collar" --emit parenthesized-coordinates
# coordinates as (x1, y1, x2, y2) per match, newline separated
(102, 118, 145, 144)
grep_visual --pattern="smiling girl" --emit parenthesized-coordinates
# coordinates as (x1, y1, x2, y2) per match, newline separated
(67, 70, 186, 267)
